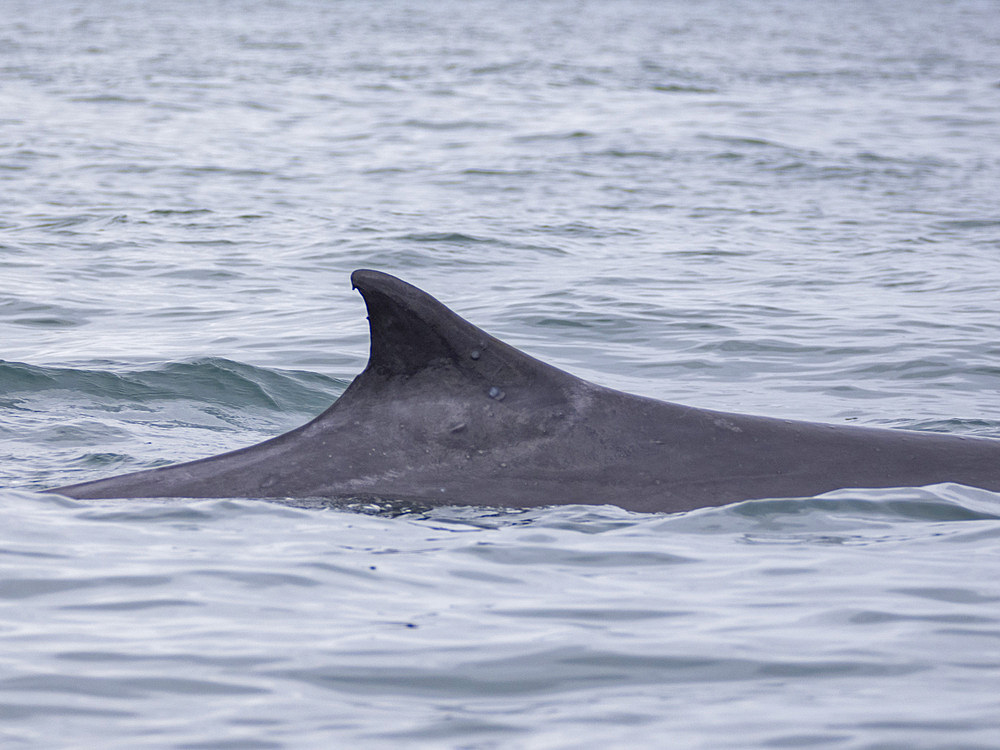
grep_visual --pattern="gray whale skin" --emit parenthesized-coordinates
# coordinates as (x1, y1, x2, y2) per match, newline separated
(52, 269, 1000, 513)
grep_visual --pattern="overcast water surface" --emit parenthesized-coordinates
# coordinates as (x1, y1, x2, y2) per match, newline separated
(2, 1, 1000, 748)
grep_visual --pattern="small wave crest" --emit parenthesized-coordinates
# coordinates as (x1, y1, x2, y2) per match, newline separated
(1, 359, 347, 491)
(652, 483, 1000, 546)
(0, 357, 344, 412)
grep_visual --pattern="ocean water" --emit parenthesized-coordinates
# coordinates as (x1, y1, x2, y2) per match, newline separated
(3, 0, 1000, 747)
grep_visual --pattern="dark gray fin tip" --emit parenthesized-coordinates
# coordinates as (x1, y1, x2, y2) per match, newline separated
(349, 269, 576, 388)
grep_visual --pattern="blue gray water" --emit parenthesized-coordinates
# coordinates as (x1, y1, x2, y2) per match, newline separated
(3, 0, 1000, 747)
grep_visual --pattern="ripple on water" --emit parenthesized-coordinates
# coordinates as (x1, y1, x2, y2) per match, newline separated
(3, 0, 1000, 747)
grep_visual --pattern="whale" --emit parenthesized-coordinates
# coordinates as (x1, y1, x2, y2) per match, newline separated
(51, 269, 1000, 513)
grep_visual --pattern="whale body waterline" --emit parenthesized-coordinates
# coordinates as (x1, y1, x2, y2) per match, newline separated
(50, 270, 1000, 513)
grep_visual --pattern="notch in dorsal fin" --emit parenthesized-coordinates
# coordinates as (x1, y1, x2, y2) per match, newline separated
(349, 269, 575, 389)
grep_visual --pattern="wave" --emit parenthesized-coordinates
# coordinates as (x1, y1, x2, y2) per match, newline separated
(0, 357, 345, 413)
(1, 359, 348, 491)
(310, 483, 1000, 546)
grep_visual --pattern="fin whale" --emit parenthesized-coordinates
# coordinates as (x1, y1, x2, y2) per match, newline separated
(51, 270, 1000, 513)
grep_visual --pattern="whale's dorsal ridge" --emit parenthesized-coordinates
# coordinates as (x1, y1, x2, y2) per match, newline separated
(349, 269, 577, 391)
(46, 269, 1000, 509)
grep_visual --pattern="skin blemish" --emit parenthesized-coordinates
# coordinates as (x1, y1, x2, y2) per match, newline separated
(713, 418, 742, 433)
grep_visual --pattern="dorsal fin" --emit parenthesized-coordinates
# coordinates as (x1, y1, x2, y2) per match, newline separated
(349, 269, 576, 390)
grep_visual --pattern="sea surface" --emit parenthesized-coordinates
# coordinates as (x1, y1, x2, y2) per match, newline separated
(3, 1, 1000, 747)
